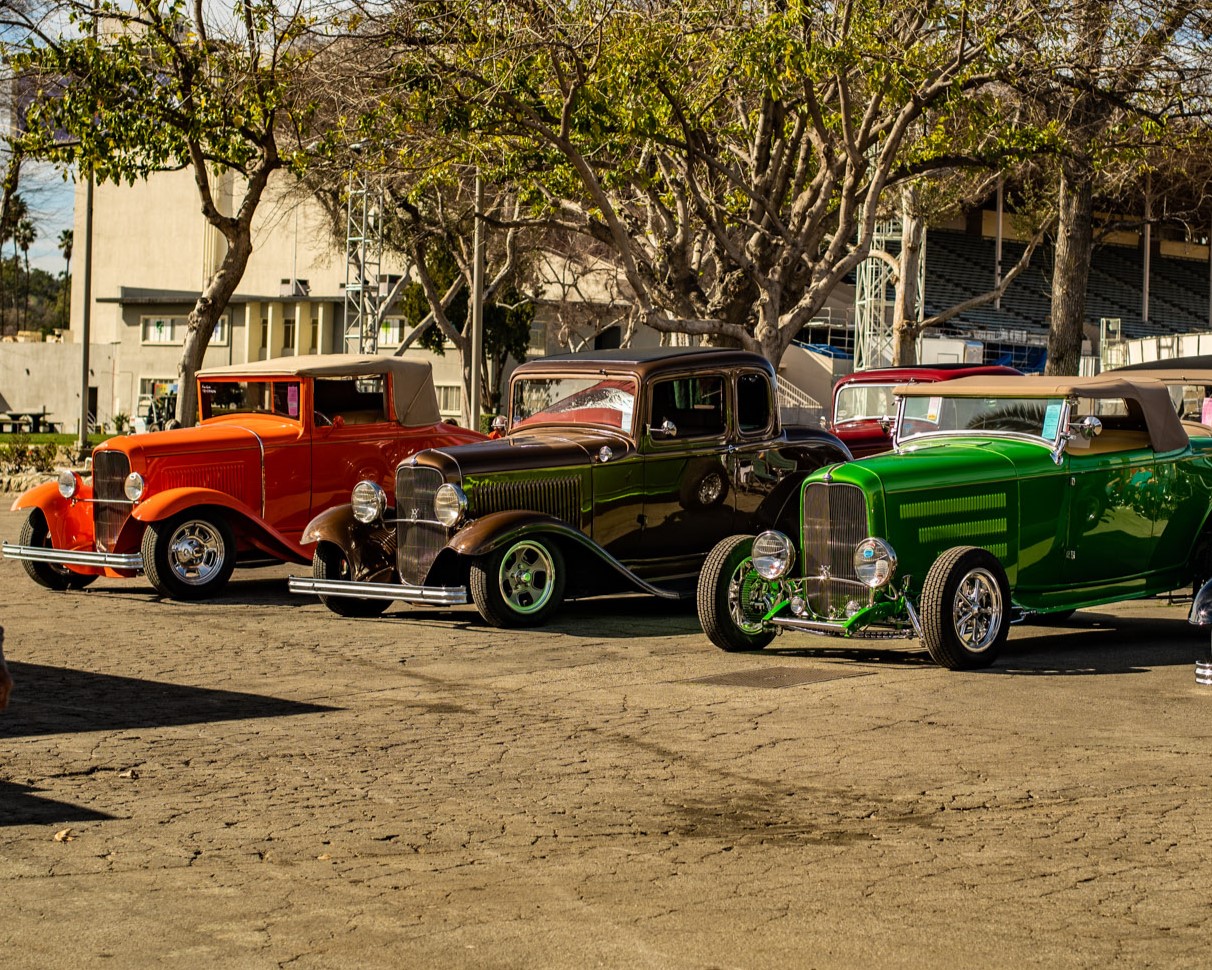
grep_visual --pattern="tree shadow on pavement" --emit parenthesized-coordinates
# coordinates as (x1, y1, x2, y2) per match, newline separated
(0, 662, 338, 739)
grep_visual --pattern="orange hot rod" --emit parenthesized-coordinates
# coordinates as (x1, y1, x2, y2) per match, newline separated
(3, 355, 485, 600)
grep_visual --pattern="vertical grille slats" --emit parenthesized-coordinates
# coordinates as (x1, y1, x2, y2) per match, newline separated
(801, 482, 869, 618)
(396, 466, 447, 586)
(469, 477, 581, 527)
(91, 451, 132, 551)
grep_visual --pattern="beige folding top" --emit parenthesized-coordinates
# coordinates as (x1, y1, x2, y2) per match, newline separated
(894, 373, 1189, 453)
(198, 354, 440, 426)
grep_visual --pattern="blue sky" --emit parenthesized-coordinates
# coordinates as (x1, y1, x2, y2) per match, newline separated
(22, 161, 75, 274)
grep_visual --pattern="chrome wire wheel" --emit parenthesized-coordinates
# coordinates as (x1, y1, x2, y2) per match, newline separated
(167, 518, 227, 586)
(726, 557, 771, 636)
(497, 540, 556, 615)
(951, 567, 1003, 653)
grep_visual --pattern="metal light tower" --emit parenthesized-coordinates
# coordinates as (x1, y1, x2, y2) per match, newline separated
(343, 166, 384, 354)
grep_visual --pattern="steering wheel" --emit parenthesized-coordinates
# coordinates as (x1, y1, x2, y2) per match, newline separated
(314, 410, 333, 427)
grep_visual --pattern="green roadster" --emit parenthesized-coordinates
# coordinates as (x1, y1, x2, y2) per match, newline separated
(697, 372, 1212, 670)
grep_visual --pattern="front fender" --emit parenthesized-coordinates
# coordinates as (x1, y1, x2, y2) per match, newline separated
(302, 504, 395, 582)
(10, 479, 98, 552)
(446, 510, 682, 599)
(133, 487, 307, 563)
(448, 510, 584, 559)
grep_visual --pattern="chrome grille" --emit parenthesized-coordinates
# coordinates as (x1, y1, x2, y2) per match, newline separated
(395, 465, 447, 586)
(469, 477, 581, 527)
(801, 482, 869, 619)
(91, 450, 132, 551)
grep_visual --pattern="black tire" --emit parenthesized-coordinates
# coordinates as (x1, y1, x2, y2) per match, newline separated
(469, 536, 566, 628)
(18, 509, 97, 591)
(920, 546, 1010, 670)
(313, 542, 388, 618)
(141, 510, 236, 600)
(696, 535, 777, 652)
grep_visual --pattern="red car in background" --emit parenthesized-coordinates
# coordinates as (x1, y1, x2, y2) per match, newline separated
(4, 355, 486, 600)
(829, 363, 1022, 457)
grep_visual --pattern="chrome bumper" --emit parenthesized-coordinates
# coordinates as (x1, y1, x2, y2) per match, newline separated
(288, 575, 468, 606)
(2, 541, 143, 570)
(771, 616, 918, 640)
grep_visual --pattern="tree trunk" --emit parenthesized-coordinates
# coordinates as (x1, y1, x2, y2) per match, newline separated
(175, 233, 254, 426)
(1046, 160, 1094, 376)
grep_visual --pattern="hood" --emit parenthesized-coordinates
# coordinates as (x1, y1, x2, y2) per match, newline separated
(844, 438, 1029, 495)
(96, 417, 300, 465)
(413, 426, 631, 480)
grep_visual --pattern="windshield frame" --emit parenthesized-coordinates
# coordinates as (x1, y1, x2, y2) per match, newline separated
(893, 393, 1072, 452)
(508, 372, 639, 436)
(833, 381, 901, 424)
(199, 377, 304, 423)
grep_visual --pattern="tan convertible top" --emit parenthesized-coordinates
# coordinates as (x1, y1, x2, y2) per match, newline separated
(197, 354, 440, 425)
(895, 373, 1189, 453)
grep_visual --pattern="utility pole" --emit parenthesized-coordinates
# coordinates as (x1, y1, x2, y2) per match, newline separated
(469, 172, 484, 431)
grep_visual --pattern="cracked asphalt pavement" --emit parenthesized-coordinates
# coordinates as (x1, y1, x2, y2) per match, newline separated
(1, 506, 1211, 968)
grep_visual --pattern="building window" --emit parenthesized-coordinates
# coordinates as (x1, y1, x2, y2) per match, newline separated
(379, 317, 405, 347)
(142, 316, 177, 343)
(140, 314, 228, 346)
(435, 384, 462, 416)
(282, 317, 296, 352)
(528, 322, 547, 354)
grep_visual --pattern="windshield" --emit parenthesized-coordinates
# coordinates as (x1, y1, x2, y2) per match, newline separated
(834, 383, 897, 423)
(200, 380, 302, 421)
(899, 395, 1066, 442)
(511, 376, 637, 433)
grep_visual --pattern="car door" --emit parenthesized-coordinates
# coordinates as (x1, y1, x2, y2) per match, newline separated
(309, 375, 401, 519)
(725, 370, 785, 528)
(1065, 433, 1163, 588)
(638, 373, 733, 568)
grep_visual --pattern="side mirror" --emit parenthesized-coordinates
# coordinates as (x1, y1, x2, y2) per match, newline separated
(491, 414, 508, 434)
(649, 418, 677, 438)
(1077, 416, 1103, 439)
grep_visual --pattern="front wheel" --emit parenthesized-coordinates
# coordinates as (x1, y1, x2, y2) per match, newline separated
(697, 535, 777, 652)
(469, 536, 566, 628)
(313, 542, 388, 618)
(920, 546, 1010, 670)
(18, 509, 97, 591)
(141, 511, 236, 600)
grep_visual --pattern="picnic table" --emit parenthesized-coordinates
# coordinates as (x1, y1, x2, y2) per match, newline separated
(0, 408, 57, 433)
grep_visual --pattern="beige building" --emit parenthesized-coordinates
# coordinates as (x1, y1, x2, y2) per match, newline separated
(65, 167, 476, 427)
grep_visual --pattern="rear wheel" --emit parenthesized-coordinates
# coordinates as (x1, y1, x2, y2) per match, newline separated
(697, 535, 777, 652)
(920, 546, 1010, 670)
(141, 511, 236, 600)
(313, 542, 388, 618)
(469, 536, 566, 628)
(18, 509, 97, 591)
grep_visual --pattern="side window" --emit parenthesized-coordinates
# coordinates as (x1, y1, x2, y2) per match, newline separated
(313, 376, 389, 425)
(737, 372, 773, 435)
(649, 376, 726, 439)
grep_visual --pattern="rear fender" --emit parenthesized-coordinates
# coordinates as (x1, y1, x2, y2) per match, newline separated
(132, 488, 307, 564)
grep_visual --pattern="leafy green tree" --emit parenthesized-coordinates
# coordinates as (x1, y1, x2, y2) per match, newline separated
(11, 0, 330, 423)
(373, 0, 1037, 366)
(1006, 0, 1212, 374)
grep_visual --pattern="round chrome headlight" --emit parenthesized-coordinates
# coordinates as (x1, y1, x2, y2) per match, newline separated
(434, 483, 468, 528)
(57, 469, 79, 499)
(751, 530, 794, 580)
(124, 472, 145, 501)
(351, 480, 387, 524)
(854, 537, 897, 588)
